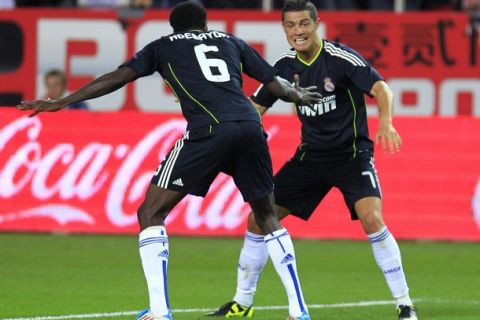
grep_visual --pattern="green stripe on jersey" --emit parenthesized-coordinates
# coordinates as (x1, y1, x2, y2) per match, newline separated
(164, 79, 179, 101)
(347, 89, 358, 159)
(168, 63, 220, 124)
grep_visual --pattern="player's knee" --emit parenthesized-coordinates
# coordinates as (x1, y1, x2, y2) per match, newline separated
(359, 209, 385, 233)
(137, 203, 150, 229)
(137, 202, 167, 229)
(247, 212, 263, 234)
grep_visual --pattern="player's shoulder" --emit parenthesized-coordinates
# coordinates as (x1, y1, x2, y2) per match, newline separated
(322, 39, 368, 67)
(142, 37, 166, 50)
(223, 31, 240, 40)
(272, 48, 297, 67)
(192, 30, 244, 51)
(225, 32, 251, 48)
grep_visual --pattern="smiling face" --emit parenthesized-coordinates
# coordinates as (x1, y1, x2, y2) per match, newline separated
(282, 10, 320, 58)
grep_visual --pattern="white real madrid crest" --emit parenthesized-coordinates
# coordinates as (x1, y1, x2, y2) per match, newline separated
(323, 77, 335, 92)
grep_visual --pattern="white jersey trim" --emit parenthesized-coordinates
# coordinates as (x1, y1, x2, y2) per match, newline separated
(253, 50, 295, 98)
(273, 50, 296, 65)
(324, 42, 366, 67)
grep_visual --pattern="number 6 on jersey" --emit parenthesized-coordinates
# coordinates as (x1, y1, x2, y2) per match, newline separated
(194, 44, 231, 82)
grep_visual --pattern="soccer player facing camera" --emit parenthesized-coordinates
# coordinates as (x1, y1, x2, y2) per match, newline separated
(17, 2, 321, 320)
(207, 1, 417, 320)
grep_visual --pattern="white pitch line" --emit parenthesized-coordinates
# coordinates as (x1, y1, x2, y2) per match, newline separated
(2, 298, 479, 320)
(0, 311, 138, 320)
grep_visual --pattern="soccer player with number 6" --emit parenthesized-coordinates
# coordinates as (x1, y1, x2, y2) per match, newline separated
(17, 2, 322, 320)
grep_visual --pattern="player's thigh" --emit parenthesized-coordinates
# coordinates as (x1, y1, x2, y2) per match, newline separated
(329, 153, 382, 220)
(141, 183, 186, 212)
(151, 125, 226, 197)
(273, 159, 331, 221)
(229, 122, 274, 202)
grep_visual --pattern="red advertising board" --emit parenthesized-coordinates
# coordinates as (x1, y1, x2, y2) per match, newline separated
(0, 9, 478, 116)
(1, 109, 479, 241)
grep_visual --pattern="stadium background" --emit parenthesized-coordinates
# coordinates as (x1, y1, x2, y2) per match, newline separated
(1, 2, 480, 320)
(1, 2, 479, 241)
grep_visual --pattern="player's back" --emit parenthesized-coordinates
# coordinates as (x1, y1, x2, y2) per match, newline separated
(128, 30, 276, 129)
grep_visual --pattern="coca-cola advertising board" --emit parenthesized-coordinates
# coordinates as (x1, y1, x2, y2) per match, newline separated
(1, 109, 479, 241)
(0, 9, 479, 115)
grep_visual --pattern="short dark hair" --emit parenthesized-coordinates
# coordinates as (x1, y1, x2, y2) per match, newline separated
(169, 1, 207, 33)
(281, 0, 318, 22)
(45, 69, 66, 85)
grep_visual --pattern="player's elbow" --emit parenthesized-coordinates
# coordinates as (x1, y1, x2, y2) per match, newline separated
(372, 80, 393, 100)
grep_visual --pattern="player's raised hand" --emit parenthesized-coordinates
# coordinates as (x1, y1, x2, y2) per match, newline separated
(267, 75, 321, 105)
(293, 74, 322, 106)
(375, 121, 402, 153)
(17, 99, 66, 118)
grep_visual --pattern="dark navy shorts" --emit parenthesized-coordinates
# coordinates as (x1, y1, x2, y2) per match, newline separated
(274, 151, 382, 220)
(151, 121, 273, 202)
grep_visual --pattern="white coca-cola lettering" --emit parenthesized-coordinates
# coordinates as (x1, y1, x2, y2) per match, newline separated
(205, 174, 243, 229)
(473, 178, 480, 229)
(1, 143, 41, 198)
(59, 144, 112, 200)
(19, 205, 94, 225)
(105, 120, 186, 227)
(0, 116, 279, 231)
(31, 143, 75, 199)
(0, 117, 114, 201)
(184, 174, 250, 230)
(0, 204, 94, 226)
(30, 143, 114, 200)
(0, 117, 42, 197)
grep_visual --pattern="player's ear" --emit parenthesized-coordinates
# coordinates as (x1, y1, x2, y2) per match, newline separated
(203, 20, 208, 31)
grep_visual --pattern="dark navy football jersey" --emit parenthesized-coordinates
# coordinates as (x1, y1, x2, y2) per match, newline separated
(122, 30, 277, 129)
(252, 40, 383, 162)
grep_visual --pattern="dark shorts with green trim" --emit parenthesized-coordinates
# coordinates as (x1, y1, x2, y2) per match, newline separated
(151, 120, 273, 202)
(273, 150, 381, 220)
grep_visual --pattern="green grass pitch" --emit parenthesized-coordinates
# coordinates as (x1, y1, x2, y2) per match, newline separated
(0, 233, 479, 320)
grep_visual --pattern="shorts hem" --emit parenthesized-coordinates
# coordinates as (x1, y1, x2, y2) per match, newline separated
(348, 195, 382, 220)
(156, 183, 207, 198)
(274, 200, 311, 221)
(242, 189, 274, 203)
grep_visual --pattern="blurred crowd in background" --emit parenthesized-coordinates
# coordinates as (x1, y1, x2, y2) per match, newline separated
(0, 0, 479, 11)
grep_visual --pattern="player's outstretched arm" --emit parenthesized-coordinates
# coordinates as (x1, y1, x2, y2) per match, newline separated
(17, 67, 137, 117)
(248, 97, 268, 115)
(265, 74, 321, 106)
(370, 80, 403, 153)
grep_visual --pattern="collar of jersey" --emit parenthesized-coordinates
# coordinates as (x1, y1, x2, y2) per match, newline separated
(296, 39, 323, 66)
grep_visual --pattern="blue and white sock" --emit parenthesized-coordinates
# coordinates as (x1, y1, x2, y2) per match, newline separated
(264, 228, 308, 317)
(233, 231, 269, 307)
(369, 227, 413, 307)
(139, 226, 171, 317)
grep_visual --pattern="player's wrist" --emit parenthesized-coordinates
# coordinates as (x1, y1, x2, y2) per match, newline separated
(378, 116, 392, 126)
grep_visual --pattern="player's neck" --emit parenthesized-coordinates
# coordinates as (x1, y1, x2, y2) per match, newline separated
(296, 40, 322, 65)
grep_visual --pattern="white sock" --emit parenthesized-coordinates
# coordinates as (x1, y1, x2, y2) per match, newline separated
(233, 231, 269, 307)
(369, 227, 413, 307)
(264, 228, 308, 317)
(139, 226, 171, 317)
